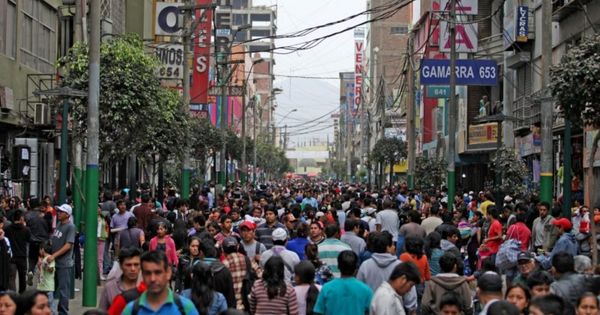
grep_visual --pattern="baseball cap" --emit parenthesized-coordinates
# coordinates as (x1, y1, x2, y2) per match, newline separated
(239, 220, 256, 231)
(272, 228, 288, 241)
(478, 271, 503, 292)
(517, 251, 534, 263)
(56, 204, 72, 216)
(552, 218, 572, 230)
(223, 236, 238, 248)
(315, 211, 325, 218)
(504, 195, 513, 203)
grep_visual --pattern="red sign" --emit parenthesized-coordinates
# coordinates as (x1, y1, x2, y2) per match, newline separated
(191, 0, 212, 104)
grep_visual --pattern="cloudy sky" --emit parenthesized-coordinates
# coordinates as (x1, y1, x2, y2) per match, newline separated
(253, 0, 367, 146)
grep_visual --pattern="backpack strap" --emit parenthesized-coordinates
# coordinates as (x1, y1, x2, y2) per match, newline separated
(131, 293, 186, 315)
(255, 242, 261, 256)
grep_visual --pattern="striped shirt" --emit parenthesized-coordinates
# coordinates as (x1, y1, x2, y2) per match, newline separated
(318, 238, 351, 278)
(249, 279, 299, 315)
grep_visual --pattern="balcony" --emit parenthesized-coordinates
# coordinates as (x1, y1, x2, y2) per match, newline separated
(553, 0, 594, 21)
(512, 95, 540, 131)
(475, 33, 504, 61)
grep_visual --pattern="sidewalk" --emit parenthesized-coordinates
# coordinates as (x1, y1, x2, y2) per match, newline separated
(65, 279, 103, 314)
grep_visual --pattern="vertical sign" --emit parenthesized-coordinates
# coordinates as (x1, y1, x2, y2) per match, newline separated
(191, 0, 212, 105)
(516, 6, 529, 42)
(354, 40, 363, 115)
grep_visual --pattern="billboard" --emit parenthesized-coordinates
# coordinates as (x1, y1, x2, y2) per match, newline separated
(191, 0, 213, 105)
(439, 21, 478, 53)
(354, 40, 364, 115)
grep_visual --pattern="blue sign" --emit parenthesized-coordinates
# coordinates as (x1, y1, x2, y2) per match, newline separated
(517, 6, 528, 42)
(420, 59, 498, 86)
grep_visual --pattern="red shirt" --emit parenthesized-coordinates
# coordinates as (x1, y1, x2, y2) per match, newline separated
(506, 222, 531, 251)
(400, 253, 431, 281)
(486, 219, 503, 254)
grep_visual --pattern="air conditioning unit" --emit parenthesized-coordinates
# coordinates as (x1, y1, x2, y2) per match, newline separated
(33, 103, 51, 125)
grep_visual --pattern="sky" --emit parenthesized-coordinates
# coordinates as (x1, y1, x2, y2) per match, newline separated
(252, 0, 368, 146)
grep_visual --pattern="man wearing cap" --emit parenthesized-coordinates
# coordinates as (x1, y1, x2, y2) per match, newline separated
(536, 217, 578, 270)
(512, 251, 539, 286)
(48, 204, 76, 315)
(239, 220, 266, 262)
(259, 227, 300, 282)
(476, 272, 503, 315)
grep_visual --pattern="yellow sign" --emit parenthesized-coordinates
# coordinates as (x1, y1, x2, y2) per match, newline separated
(384, 160, 408, 173)
(468, 123, 498, 145)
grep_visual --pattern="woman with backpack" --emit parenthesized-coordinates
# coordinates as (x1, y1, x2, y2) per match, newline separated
(181, 262, 227, 315)
(176, 237, 202, 293)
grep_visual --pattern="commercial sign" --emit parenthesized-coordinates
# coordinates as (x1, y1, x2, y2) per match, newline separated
(155, 2, 183, 36)
(426, 85, 450, 98)
(214, 9, 232, 56)
(208, 85, 244, 96)
(155, 44, 183, 79)
(439, 21, 478, 53)
(439, 0, 478, 15)
(191, 0, 212, 105)
(420, 59, 498, 86)
(516, 6, 528, 42)
(468, 123, 498, 145)
(354, 40, 364, 114)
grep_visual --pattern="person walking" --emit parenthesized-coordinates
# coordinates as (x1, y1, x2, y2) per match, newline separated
(122, 251, 198, 315)
(5, 210, 31, 293)
(370, 262, 421, 315)
(249, 256, 299, 315)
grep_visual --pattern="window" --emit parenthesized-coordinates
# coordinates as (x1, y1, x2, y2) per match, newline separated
(390, 26, 408, 35)
(20, 0, 57, 72)
(0, 0, 17, 58)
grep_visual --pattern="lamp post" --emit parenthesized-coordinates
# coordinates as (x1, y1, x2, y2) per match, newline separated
(275, 108, 297, 149)
(241, 58, 264, 184)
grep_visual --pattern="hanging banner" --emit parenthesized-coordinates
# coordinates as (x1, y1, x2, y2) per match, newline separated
(191, 0, 213, 105)
(354, 39, 363, 115)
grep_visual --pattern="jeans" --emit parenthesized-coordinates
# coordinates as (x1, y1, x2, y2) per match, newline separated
(97, 240, 105, 277)
(29, 241, 41, 273)
(44, 291, 56, 315)
(54, 267, 72, 315)
(9, 257, 27, 293)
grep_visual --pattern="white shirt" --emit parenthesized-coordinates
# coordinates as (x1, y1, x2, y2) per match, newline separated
(376, 209, 400, 242)
(370, 281, 406, 315)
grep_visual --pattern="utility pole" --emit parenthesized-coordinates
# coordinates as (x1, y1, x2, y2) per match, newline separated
(284, 124, 288, 150)
(447, 0, 457, 212)
(346, 111, 352, 181)
(219, 63, 228, 187)
(407, 35, 416, 190)
(540, 0, 554, 205)
(82, 0, 100, 305)
(72, 0, 84, 229)
(253, 95, 258, 185)
(180, 0, 192, 199)
(241, 87, 247, 184)
(379, 82, 385, 188)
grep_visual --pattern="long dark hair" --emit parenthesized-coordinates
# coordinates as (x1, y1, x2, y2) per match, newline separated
(262, 256, 287, 299)
(425, 231, 442, 258)
(294, 261, 319, 315)
(16, 290, 48, 315)
(405, 236, 425, 259)
(190, 262, 215, 314)
(304, 243, 323, 268)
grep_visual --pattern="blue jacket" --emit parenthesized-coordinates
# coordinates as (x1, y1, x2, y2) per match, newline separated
(538, 232, 578, 269)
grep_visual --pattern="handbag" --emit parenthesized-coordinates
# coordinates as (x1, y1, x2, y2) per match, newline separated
(495, 227, 521, 270)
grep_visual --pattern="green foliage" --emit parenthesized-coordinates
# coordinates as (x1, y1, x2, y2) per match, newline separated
(550, 34, 600, 127)
(488, 146, 529, 197)
(371, 137, 407, 165)
(57, 33, 188, 163)
(256, 136, 290, 177)
(415, 156, 446, 191)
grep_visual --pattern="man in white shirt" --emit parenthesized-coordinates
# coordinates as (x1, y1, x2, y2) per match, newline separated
(376, 200, 400, 243)
(421, 205, 444, 236)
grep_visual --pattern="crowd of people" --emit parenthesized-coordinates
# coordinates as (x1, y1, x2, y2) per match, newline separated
(0, 180, 599, 315)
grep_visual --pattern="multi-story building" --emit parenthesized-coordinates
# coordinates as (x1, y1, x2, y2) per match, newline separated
(365, 0, 413, 182)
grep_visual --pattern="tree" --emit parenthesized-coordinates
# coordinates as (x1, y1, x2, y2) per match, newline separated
(488, 146, 529, 197)
(57, 34, 188, 165)
(371, 137, 407, 184)
(256, 136, 290, 179)
(415, 156, 446, 192)
(189, 117, 223, 177)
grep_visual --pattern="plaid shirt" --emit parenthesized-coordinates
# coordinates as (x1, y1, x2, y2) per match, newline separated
(223, 252, 248, 310)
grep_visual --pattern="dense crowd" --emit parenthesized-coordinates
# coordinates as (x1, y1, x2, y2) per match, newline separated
(0, 181, 599, 315)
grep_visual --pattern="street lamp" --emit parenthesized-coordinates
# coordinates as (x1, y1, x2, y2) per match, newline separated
(240, 57, 264, 184)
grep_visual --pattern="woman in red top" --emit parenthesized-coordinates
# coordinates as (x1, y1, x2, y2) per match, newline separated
(506, 212, 531, 251)
(480, 206, 503, 255)
(399, 236, 431, 281)
(148, 222, 178, 267)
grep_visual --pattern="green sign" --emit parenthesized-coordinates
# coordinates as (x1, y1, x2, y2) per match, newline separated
(427, 86, 450, 98)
